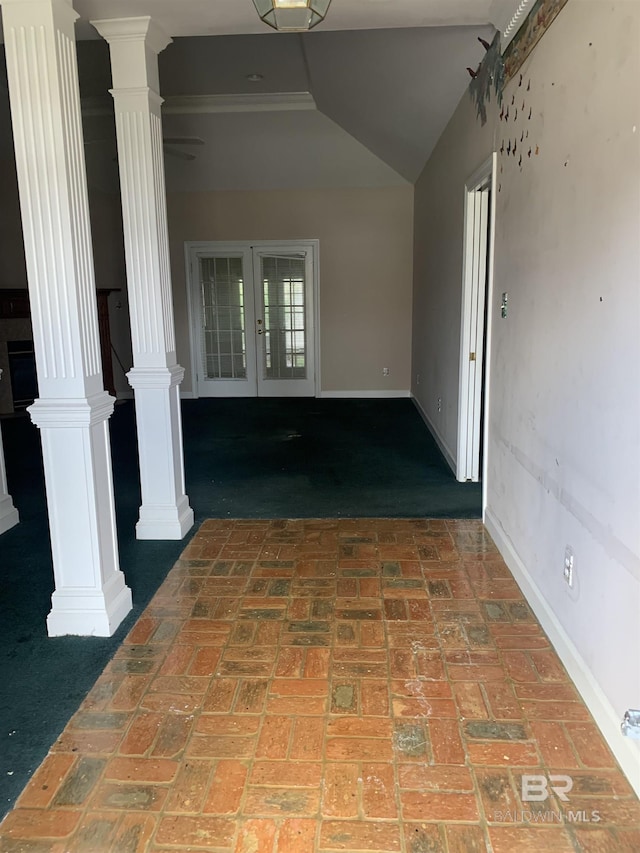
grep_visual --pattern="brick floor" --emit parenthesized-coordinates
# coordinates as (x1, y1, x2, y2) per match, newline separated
(1, 519, 639, 852)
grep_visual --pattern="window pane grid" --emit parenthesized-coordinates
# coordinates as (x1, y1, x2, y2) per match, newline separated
(261, 255, 307, 380)
(200, 257, 247, 380)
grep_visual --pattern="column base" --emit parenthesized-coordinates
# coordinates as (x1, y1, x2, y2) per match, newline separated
(47, 578, 133, 638)
(30, 392, 132, 637)
(128, 365, 194, 541)
(136, 495, 194, 540)
(0, 495, 19, 535)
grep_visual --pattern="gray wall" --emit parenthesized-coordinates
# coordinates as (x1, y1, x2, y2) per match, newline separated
(412, 0, 640, 788)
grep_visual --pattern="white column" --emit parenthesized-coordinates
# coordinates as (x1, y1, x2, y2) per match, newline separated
(1, 0, 132, 636)
(0, 370, 19, 535)
(91, 16, 194, 541)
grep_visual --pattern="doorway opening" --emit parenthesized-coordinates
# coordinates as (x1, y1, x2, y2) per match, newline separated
(186, 241, 318, 397)
(456, 154, 496, 489)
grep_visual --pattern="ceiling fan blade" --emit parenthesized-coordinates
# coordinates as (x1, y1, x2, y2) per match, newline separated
(162, 136, 205, 146)
(163, 145, 196, 161)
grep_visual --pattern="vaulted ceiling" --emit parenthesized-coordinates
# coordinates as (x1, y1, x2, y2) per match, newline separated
(2, 1, 525, 189)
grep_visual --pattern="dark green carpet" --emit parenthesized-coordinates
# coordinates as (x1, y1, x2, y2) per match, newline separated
(0, 397, 480, 817)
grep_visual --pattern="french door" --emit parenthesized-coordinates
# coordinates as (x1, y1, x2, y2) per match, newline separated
(187, 241, 317, 397)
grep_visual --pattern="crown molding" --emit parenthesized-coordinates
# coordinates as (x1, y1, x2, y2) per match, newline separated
(81, 91, 316, 117)
(489, 0, 538, 49)
(163, 92, 316, 115)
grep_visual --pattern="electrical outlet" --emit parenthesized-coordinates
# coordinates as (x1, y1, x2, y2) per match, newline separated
(563, 546, 574, 588)
(622, 709, 640, 739)
(437, 396, 442, 413)
(383, 367, 390, 376)
(416, 373, 420, 385)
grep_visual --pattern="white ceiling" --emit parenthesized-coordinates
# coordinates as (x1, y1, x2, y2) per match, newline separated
(1, 0, 524, 189)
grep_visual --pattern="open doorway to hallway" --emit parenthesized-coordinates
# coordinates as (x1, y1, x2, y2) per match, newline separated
(457, 154, 496, 490)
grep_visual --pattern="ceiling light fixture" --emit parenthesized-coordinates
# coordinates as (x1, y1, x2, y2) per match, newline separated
(246, 73, 265, 82)
(251, 0, 332, 32)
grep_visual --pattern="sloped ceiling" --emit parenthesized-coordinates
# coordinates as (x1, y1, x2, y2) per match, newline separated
(77, 24, 493, 188)
(1, 0, 521, 189)
(303, 26, 495, 180)
(158, 27, 494, 183)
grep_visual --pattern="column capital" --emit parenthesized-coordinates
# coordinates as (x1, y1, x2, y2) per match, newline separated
(28, 391, 116, 429)
(92, 17, 171, 94)
(91, 16, 172, 54)
(127, 366, 185, 391)
(0, 0, 78, 19)
(0, 0, 74, 5)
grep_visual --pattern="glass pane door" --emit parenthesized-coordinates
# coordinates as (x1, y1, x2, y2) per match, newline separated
(194, 249, 257, 396)
(201, 256, 246, 379)
(262, 255, 307, 380)
(188, 242, 316, 398)
(254, 249, 315, 397)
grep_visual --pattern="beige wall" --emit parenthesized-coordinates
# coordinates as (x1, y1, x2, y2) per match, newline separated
(411, 81, 495, 459)
(413, 0, 640, 790)
(167, 186, 414, 394)
(0, 159, 414, 397)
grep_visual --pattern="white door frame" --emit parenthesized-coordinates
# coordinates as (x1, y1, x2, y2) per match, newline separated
(456, 154, 496, 494)
(185, 239, 320, 398)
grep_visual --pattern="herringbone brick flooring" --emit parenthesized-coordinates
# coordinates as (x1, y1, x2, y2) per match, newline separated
(1, 519, 638, 852)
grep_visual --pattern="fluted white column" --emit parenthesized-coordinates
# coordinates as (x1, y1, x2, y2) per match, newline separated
(0, 370, 19, 535)
(1, 0, 132, 635)
(91, 16, 194, 541)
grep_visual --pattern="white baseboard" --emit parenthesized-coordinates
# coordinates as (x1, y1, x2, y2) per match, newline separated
(175, 391, 408, 401)
(485, 507, 640, 798)
(411, 395, 457, 475)
(318, 390, 410, 399)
